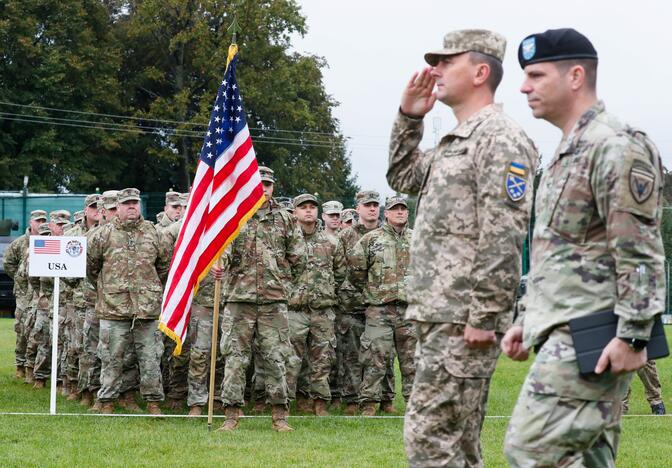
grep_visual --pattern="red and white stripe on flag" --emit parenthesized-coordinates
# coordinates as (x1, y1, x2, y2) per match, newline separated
(158, 46, 265, 355)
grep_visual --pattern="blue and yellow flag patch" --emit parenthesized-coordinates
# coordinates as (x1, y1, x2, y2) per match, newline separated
(506, 162, 527, 202)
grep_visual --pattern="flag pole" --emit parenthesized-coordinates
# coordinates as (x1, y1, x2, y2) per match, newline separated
(207, 258, 223, 431)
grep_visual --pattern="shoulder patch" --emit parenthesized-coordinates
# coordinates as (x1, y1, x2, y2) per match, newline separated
(505, 162, 528, 202)
(629, 160, 655, 204)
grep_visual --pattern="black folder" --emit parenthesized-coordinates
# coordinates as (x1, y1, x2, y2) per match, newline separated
(569, 310, 669, 375)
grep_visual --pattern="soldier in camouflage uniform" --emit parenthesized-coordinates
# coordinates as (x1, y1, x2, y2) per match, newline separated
(87, 188, 172, 415)
(64, 195, 100, 405)
(503, 29, 666, 467)
(217, 166, 306, 433)
(622, 361, 665, 415)
(74, 210, 84, 225)
(4, 209, 47, 380)
(387, 30, 538, 466)
(21, 219, 51, 384)
(349, 197, 416, 416)
(285, 194, 346, 416)
(321, 200, 343, 246)
(340, 209, 356, 228)
(157, 191, 189, 409)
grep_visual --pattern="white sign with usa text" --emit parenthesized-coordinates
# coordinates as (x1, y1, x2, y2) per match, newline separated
(29, 235, 87, 278)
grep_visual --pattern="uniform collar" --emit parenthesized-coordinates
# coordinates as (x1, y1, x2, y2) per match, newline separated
(446, 103, 501, 139)
(383, 221, 407, 237)
(557, 100, 606, 157)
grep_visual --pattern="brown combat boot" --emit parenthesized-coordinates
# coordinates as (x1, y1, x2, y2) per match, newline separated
(271, 405, 294, 432)
(361, 402, 377, 417)
(380, 400, 396, 414)
(344, 403, 359, 416)
(67, 383, 80, 401)
(15, 366, 25, 379)
(119, 391, 142, 412)
(330, 397, 342, 409)
(80, 391, 93, 408)
(188, 406, 203, 417)
(33, 379, 46, 389)
(147, 402, 163, 416)
(60, 378, 70, 396)
(88, 399, 103, 413)
(24, 368, 34, 384)
(296, 396, 313, 414)
(314, 399, 329, 417)
(100, 401, 115, 414)
(217, 406, 241, 432)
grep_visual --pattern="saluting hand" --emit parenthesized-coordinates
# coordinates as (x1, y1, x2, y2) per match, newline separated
(400, 68, 437, 118)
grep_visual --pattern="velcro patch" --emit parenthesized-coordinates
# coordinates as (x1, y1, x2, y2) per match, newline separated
(506, 173, 527, 201)
(629, 161, 655, 204)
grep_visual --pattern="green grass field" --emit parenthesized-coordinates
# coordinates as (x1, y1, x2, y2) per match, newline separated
(0, 318, 670, 467)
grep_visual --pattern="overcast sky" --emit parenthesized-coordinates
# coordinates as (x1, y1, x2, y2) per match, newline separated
(290, 0, 672, 199)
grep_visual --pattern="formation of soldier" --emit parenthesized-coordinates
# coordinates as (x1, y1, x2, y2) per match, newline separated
(6, 170, 416, 428)
(4, 24, 668, 463)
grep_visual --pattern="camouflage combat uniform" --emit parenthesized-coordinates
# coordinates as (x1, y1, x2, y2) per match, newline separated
(504, 101, 665, 467)
(388, 101, 537, 466)
(219, 199, 306, 408)
(349, 221, 416, 405)
(4, 231, 31, 369)
(337, 222, 396, 405)
(286, 218, 346, 401)
(87, 212, 172, 403)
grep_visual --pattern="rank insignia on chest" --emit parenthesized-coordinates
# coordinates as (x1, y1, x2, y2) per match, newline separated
(506, 163, 527, 201)
(629, 161, 655, 204)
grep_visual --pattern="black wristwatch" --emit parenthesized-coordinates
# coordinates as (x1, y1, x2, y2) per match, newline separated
(619, 337, 648, 352)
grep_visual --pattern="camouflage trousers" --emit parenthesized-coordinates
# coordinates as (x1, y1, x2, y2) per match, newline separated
(622, 360, 663, 412)
(97, 319, 164, 402)
(504, 327, 632, 467)
(187, 304, 225, 407)
(337, 312, 395, 404)
(14, 305, 27, 367)
(404, 322, 500, 468)
(22, 305, 38, 369)
(360, 304, 416, 403)
(78, 307, 100, 393)
(64, 305, 85, 382)
(287, 307, 336, 401)
(28, 309, 52, 380)
(166, 339, 190, 401)
(329, 311, 342, 399)
(219, 302, 296, 407)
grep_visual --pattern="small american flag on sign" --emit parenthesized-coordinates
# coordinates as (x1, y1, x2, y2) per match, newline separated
(35, 239, 60, 254)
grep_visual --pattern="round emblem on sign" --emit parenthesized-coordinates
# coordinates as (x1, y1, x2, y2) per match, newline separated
(65, 240, 83, 258)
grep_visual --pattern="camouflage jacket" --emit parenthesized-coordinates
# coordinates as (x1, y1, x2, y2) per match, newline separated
(67, 223, 98, 309)
(288, 223, 346, 310)
(87, 216, 172, 320)
(522, 101, 665, 347)
(348, 222, 412, 306)
(193, 252, 226, 309)
(387, 104, 538, 332)
(156, 212, 175, 232)
(4, 232, 30, 308)
(222, 199, 306, 304)
(337, 222, 381, 312)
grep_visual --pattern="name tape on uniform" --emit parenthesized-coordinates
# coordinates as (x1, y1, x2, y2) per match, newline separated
(29, 236, 87, 278)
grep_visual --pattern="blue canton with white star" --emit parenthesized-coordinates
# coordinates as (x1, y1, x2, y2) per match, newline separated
(200, 54, 248, 168)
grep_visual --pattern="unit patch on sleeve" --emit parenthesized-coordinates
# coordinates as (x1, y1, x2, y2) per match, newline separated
(629, 160, 655, 204)
(506, 162, 528, 202)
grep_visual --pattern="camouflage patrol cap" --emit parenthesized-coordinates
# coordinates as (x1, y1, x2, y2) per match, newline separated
(84, 194, 100, 208)
(425, 29, 507, 65)
(385, 196, 408, 210)
(101, 190, 119, 209)
(341, 208, 356, 222)
(37, 222, 52, 235)
(280, 200, 294, 213)
(258, 166, 275, 184)
(74, 210, 84, 223)
(30, 210, 48, 221)
(322, 200, 343, 215)
(356, 190, 380, 205)
(180, 193, 189, 207)
(118, 188, 141, 203)
(165, 191, 181, 206)
(293, 193, 319, 208)
(50, 210, 71, 225)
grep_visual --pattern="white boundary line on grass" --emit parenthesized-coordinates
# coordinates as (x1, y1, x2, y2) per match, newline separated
(0, 411, 667, 419)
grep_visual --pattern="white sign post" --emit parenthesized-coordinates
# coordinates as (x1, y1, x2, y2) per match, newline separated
(29, 235, 87, 415)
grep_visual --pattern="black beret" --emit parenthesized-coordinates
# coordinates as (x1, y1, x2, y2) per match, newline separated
(518, 28, 597, 68)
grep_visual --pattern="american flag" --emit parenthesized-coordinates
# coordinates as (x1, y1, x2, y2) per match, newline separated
(158, 45, 265, 354)
(34, 238, 60, 254)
